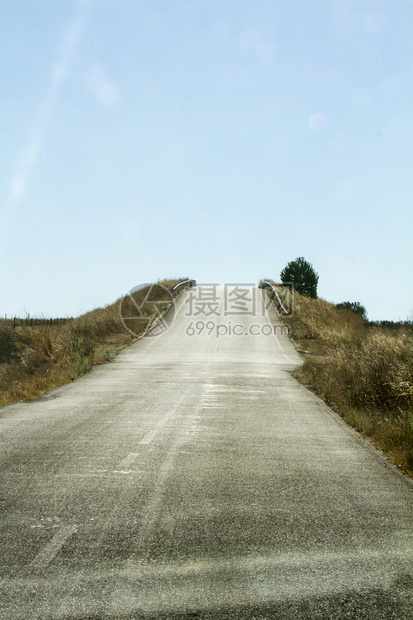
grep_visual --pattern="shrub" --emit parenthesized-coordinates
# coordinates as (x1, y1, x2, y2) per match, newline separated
(336, 301, 367, 320)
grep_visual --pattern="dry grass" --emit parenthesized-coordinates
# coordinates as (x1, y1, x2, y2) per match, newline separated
(0, 278, 189, 406)
(269, 283, 413, 477)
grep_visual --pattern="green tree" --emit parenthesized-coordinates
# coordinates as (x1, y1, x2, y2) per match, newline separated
(280, 257, 319, 298)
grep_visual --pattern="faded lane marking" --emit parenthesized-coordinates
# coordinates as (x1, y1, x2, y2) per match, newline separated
(139, 392, 190, 446)
(29, 525, 77, 569)
(140, 429, 158, 445)
(119, 452, 139, 468)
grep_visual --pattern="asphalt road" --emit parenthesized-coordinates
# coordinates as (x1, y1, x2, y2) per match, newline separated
(1, 287, 412, 619)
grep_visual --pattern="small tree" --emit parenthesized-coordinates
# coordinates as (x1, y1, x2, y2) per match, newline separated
(280, 257, 319, 298)
(336, 301, 367, 321)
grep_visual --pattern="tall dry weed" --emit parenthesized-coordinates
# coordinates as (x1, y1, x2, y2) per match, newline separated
(273, 287, 413, 475)
(0, 278, 189, 405)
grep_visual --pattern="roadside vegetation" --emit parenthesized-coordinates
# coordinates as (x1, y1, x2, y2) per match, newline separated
(267, 282, 413, 477)
(0, 278, 187, 407)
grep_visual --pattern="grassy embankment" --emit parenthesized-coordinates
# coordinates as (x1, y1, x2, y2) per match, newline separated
(267, 282, 413, 477)
(0, 279, 187, 406)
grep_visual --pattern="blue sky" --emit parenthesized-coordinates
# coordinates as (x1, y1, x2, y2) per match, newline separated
(1, 0, 412, 321)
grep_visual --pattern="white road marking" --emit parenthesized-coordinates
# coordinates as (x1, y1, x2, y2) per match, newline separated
(271, 331, 297, 364)
(140, 429, 158, 445)
(139, 398, 185, 445)
(258, 288, 298, 365)
(118, 452, 139, 468)
(29, 525, 77, 569)
(202, 404, 224, 409)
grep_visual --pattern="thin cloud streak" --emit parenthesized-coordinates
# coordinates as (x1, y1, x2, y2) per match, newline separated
(5, 0, 93, 211)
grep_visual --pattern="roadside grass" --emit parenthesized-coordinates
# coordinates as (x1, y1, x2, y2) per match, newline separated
(267, 282, 413, 477)
(0, 278, 188, 406)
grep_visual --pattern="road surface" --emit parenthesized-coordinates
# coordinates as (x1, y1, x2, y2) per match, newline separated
(1, 287, 412, 619)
